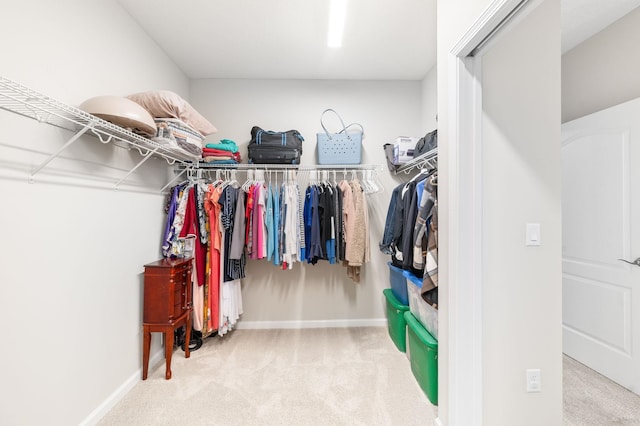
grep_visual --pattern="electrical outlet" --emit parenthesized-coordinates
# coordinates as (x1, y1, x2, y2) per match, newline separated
(526, 369, 541, 392)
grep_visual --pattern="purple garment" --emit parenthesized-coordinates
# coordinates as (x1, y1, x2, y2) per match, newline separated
(161, 185, 181, 257)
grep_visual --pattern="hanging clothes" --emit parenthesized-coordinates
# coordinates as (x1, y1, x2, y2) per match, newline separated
(162, 184, 181, 257)
(379, 169, 434, 276)
(178, 186, 207, 332)
(304, 185, 323, 264)
(333, 184, 344, 262)
(412, 173, 437, 272)
(272, 183, 280, 266)
(415, 174, 438, 308)
(319, 184, 336, 264)
(159, 166, 382, 338)
(278, 180, 299, 269)
(266, 182, 275, 261)
(400, 180, 418, 272)
(230, 189, 246, 261)
(204, 184, 223, 332)
(220, 184, 246, 281)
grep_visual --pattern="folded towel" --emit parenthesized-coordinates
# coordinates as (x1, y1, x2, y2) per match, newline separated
(205, 139, 238, 153)
(203, 159, 239, 165)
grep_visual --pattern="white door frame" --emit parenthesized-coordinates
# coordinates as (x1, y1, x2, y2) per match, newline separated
(445, 1, 539, 424)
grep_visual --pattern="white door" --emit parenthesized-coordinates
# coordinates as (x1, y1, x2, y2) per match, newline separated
(562, 97, 640, 394)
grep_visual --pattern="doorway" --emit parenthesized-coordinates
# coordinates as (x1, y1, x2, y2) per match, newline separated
(561, 97, 640, 395)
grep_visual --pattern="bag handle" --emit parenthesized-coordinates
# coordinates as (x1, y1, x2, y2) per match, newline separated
(256, 128, 286, 145)
(341, 122, 364, 135)
(320, 108, 348, 138)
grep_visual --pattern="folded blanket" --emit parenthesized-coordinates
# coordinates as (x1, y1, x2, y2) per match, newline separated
(202, 148, 231, 156)
(205, 139, 238, 153)
(203, 149, 241, 162)
(202, 152, 242, 163)
(204, 155, 234, 162)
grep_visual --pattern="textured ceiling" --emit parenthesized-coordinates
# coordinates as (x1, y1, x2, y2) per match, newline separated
(117, 0, 640, 80)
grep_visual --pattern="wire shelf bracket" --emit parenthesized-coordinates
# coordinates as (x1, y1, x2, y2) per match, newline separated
(28, 122, 94, 183)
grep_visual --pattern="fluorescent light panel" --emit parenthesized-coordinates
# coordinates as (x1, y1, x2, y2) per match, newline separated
(328, 0, 347, 48)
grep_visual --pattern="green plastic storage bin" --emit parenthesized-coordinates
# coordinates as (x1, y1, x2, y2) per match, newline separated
(404, 310, 438, 405)
(383, 288, 409, 352)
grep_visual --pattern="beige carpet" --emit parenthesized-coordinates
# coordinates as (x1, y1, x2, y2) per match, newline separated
(97, 329, 640, 425)
(98, 327, 436, 426)
(563, 355, 640, 425)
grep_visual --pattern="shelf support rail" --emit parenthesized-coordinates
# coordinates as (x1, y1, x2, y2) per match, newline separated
(29, 123, 94, 183)
(114, 146, 160, 190)
(160, 166, 189, 193)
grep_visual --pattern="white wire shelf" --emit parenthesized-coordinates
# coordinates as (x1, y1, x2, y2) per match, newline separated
(0, 76, 199, 189)
(394, 147, 437, 175)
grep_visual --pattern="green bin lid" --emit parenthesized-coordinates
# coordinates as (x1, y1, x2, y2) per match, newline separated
(404, 310, 438, 348)
(383, 288, 409, 311)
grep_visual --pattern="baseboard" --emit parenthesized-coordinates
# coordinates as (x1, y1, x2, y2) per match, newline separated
(235, 318, 387, 329)
(79, 350, 164, 426)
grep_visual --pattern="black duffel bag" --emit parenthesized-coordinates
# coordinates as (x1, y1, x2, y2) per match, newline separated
(248, 126, 304, 164)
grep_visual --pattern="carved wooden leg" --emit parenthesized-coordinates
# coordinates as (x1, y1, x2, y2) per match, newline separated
(142, 325, 151, 380)
(164, 327, 173, 380)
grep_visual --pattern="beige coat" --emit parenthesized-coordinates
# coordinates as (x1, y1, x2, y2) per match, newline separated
(339, 179, 369, 282)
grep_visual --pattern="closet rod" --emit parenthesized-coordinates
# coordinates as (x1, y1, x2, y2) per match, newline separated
(182, 163, 383, 172)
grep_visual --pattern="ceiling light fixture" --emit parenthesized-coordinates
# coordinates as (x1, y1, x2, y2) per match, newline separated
(328, 0, 347, 48)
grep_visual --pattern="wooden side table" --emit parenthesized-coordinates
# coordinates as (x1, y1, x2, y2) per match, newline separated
(142, 257, 193, 380)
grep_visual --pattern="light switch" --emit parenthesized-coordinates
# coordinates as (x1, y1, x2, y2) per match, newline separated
(526, 223, 541, 246)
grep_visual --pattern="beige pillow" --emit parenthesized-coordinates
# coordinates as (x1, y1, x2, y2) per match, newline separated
(127, 90, 217, 136)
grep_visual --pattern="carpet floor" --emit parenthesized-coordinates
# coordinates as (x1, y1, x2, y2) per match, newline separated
(97, 327, 640, 425)
(563, 355, 640, 425)
(98, 327, 435, 426)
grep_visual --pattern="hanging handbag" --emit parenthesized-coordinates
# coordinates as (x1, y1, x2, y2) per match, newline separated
(317, 109, 363, 165)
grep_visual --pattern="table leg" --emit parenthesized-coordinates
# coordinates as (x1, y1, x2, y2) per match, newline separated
(164, 328, 173, 380)
(142, 326, 151, 380)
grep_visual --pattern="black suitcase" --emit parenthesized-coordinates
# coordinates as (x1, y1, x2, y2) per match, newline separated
(248, 126, 304, 164)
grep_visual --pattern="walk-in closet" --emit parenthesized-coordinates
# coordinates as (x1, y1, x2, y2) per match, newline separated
(4, 0, 604, 425)
(1, 1, 441, 424)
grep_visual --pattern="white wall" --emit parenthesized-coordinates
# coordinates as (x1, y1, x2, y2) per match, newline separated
(189, 78, 427, 325)
(481, 0, 562, 423)
(421, 65, 438, 133)
(438, 0, 562, 424)
(0, 0, 189, 425)
(562, 6, 640, 123)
